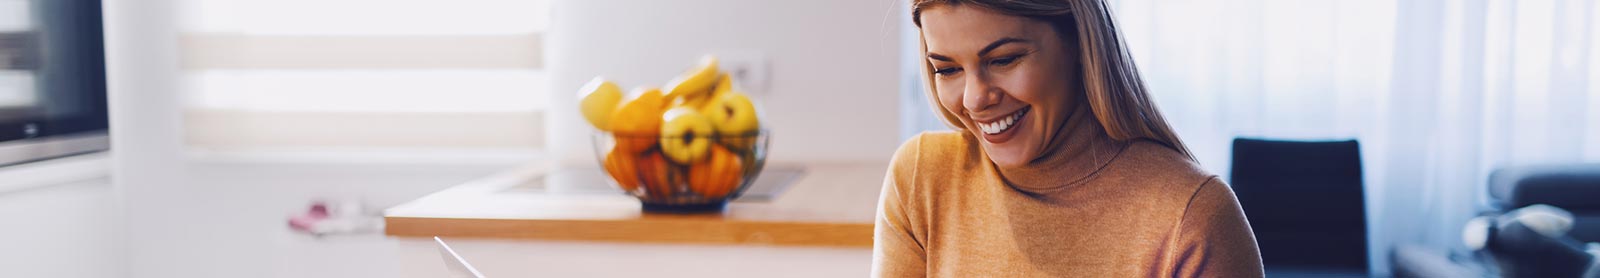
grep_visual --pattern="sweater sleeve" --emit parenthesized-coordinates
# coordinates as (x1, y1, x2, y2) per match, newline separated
(1166, 177, 1265, 278)
(872, 135, 926, 278)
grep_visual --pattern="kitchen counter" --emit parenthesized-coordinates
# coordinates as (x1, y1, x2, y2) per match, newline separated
(384, 162, 889, 248)
(1, 154, 879, 277)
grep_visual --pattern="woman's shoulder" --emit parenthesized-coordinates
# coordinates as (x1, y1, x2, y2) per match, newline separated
(887, 131, 986, 181)
(1105, 139, 1222, 200)
(904, 130, 972, 150)
(892, 131, 985, 165)
(1118, 139, 1212, 178)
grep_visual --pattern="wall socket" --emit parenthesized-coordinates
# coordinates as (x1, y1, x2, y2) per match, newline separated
(715, 50, 769, 95)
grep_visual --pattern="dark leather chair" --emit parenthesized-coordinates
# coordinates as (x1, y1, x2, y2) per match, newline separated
(1230, 138, 1369, 276)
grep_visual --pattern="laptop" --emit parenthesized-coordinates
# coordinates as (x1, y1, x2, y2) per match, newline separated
(434, 237, 486, 278)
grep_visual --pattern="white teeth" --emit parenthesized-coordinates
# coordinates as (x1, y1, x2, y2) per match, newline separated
(978, 108, 1026, 135)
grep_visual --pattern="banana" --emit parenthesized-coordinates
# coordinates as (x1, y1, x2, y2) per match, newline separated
(662, 55, 720, 104)
(707, 73, 733, 105)
(577, 77, 623, 131)
(679, 74, 729, 110)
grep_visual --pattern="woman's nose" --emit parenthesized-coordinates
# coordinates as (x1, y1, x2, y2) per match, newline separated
(963, 72, 1000, 113)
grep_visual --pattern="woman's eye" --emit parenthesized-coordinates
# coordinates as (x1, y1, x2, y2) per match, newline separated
(990, 56, 1019, 66)
(933, 67, 962, 76)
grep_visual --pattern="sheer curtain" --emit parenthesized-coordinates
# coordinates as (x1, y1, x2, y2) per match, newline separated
(900, 0, 1600, 275)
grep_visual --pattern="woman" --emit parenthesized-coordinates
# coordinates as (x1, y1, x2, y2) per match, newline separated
(873, 0, 1263, 277)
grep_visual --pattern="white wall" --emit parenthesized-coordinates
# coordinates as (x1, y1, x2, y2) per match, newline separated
(0, 178, 120, 278)
(105, 0, 188, 277)
(0, 1, 186, 277)
(544, 0, 905, 164)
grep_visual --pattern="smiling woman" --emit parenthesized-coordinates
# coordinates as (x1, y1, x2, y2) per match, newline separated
(873, 0, 1263, 277)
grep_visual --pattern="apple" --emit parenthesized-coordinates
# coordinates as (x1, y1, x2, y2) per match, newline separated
(659, 107, 715, 164)
(702, 92, 761, 150)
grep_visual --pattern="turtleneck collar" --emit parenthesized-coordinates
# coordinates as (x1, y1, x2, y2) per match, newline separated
(989, 102, 1128, 194)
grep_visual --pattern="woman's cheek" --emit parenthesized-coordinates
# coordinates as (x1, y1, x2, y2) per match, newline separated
(994, 71, 1028, 100)
(936, 83, 966, 119)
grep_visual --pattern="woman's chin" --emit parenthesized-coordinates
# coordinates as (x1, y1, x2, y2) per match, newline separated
(980, 142, 1033, 167)
(976, 125, 1039, 167)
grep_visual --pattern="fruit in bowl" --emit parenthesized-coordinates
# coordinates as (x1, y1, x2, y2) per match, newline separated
(660, 107, 715, 164)
(579, 55, 770, 212)
(607, 87, 666, 154)
(593, 132, 768, 211)
(689, 145, 744, 199)
(600, 145, 642, 193)
(704, 92, 761, 151)
(577, 77, 622, 131)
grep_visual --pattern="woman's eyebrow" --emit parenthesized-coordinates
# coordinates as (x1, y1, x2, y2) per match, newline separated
(927, 37, 1031, 62)
(978, 37, 1028, 57)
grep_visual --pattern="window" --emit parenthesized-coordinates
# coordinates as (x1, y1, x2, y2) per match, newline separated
(178, 0, 549, 151)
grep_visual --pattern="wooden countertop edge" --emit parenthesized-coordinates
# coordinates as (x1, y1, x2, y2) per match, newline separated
(384, 216, 874, 248)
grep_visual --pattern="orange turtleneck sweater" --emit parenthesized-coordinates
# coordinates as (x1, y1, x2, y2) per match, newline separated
(871, 106, 1263, 277)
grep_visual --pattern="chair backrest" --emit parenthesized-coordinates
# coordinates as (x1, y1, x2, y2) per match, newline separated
(1229, 138, 1368, 272)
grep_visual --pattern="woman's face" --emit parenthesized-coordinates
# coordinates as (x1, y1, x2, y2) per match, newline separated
(920, 5, 1081, 167)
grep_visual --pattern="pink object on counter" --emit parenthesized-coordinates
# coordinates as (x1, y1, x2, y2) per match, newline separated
(288, 200, 383, 235)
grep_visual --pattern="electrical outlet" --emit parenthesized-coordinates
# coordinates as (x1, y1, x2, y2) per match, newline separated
(716, 50, 769, 95)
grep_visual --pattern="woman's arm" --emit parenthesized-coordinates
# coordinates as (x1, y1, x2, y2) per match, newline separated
(872, 135, 927, 278)
(1164, 177, 1265, 277)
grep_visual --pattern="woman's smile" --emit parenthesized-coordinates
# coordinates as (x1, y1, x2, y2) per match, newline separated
(974, 106, 1030, 143)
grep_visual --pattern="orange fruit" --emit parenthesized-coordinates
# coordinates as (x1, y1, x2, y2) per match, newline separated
(609, 87, 665, 153)
(602, 145, 641, 193)
(689, 145, 743, 199)
(636, 151, 683, 199)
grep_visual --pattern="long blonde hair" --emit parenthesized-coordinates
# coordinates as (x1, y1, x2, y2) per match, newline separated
(911, 0, 1193, 159)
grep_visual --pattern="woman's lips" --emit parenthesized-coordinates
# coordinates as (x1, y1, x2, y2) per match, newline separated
(977, 106, 1029, 144)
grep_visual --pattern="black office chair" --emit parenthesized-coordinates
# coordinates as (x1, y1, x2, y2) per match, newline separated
(1230, 138, 1369, 276)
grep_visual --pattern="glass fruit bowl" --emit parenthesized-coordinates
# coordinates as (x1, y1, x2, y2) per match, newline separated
(592, 130, 770, 213)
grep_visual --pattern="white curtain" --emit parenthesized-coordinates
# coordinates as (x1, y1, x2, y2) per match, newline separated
(902, 0, 1600, 275)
